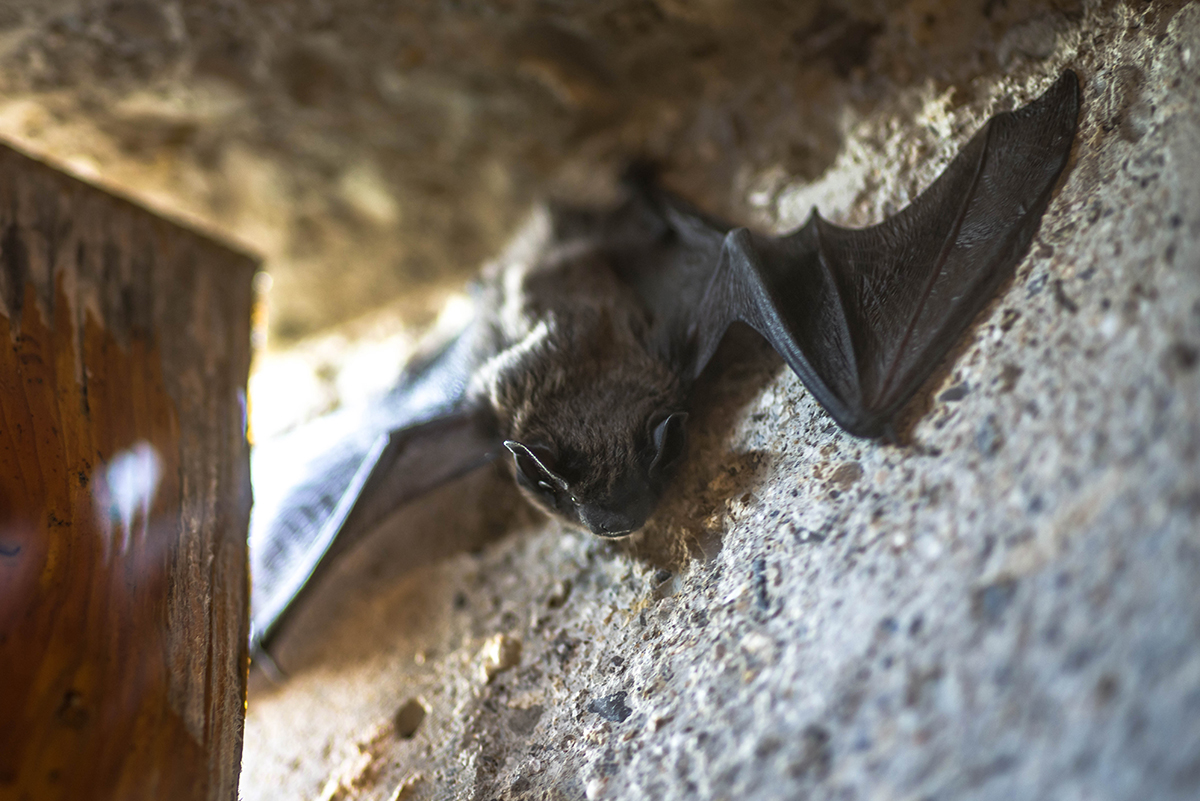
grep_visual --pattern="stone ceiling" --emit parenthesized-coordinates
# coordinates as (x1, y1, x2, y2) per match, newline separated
(0, 0, 1087, 343)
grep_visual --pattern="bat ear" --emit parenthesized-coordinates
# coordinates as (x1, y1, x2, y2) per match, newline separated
(649, 412, 688, 479)
(504, 440, 569, 491)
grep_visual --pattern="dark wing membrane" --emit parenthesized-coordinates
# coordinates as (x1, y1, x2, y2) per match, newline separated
(691, 70, 1079, 437)
(249, 320, 500, 660)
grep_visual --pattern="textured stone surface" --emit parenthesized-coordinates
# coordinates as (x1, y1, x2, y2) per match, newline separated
(0, 0, 1108, 345)
(236, 3, 1200, 800)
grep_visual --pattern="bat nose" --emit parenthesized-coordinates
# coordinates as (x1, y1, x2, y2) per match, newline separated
(578, 471, 658, 538)
(579, 505, 644, 538)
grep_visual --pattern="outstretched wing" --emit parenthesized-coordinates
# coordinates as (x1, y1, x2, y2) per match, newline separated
(687, 70, 1080, 437)
(249, 320, 501, 666)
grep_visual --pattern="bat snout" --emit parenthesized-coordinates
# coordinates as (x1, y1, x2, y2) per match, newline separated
(578, 476, 657, 538)
(579, 504, 645, 538)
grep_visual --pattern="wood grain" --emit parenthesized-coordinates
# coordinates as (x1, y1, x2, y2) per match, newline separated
(0, 145, 256, 801)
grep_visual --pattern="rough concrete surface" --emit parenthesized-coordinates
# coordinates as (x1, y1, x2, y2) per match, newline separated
(0, 0, 1126, 346)
(235, 3, 1200, 801)
(0, 0, 887, 342)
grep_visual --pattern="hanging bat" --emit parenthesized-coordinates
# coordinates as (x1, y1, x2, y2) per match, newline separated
(249, 70, 1079, 669)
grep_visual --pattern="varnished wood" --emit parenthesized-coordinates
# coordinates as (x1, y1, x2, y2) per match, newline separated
(0, 144, 256, 801)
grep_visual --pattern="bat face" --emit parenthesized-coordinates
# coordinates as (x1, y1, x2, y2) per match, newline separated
(503, 410, 688, 537)
(480, 240, 695, 537)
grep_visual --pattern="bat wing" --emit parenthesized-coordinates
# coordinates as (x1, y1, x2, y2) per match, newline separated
(249, 321, 501, 667)
(686, 70, 1080, 437)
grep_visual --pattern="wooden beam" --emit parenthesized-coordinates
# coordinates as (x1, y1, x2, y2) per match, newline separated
(0, 144, 256, 800)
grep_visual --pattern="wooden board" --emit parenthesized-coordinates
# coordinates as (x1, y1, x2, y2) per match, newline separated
(0, 144, 256, 801)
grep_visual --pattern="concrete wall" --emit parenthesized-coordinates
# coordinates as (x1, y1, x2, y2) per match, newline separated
(232, 2, 1200, 800)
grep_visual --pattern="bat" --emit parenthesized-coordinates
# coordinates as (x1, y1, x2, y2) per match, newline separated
(248, 70, 1079, 670)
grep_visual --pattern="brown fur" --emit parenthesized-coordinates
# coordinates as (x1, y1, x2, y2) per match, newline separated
(472, 215, 687, 515)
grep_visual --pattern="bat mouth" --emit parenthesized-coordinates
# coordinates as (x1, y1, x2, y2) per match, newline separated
(592, 526, 637, 539)
(578, 494, 653, 539)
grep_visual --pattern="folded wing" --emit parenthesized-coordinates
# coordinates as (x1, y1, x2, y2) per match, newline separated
(249, 322, 500, 664)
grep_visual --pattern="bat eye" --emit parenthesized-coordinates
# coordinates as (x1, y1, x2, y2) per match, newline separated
(649, 412, 688, 479)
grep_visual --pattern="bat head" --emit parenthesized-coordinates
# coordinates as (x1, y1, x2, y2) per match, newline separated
(503, 410, 688, 537)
